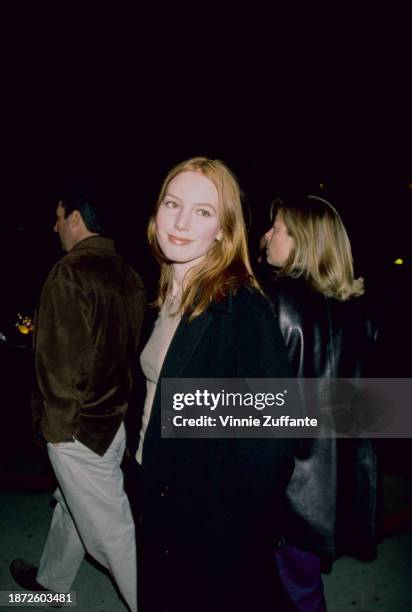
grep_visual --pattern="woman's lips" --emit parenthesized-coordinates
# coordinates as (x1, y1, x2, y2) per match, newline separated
(168, 234, 193, 245)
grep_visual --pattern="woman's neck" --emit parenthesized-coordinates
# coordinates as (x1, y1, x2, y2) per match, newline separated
(171, 267, 184, 297)
(171, 255, 207, 294)
(170, 262, 193, 294)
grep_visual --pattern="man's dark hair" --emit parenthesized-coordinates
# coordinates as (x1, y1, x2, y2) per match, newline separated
(60, 191, 106, 234)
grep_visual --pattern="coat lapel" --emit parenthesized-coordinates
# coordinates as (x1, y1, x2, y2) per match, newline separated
(145, 296, 233, 437)
(160, 293, 232, 380)
(160, 310, 214, 380)
(144, 311, 215, 448)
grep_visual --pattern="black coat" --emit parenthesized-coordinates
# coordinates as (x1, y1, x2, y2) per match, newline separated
(265, 276, 378, 559)
(140, 286, 296, 612)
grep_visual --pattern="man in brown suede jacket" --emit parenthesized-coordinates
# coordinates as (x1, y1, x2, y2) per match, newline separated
(11, 192, 145, 612)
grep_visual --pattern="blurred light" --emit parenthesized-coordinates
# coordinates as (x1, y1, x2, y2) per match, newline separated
(394, 258, 404, 265)
(15, 313, 34, 335)
(319, 182, 325, 190)
(408, 183, 412, 190)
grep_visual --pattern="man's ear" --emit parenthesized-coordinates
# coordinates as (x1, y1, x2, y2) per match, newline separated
(70, 210, 82, 227)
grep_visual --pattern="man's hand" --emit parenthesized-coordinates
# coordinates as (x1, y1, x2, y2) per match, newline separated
(33, 425, 47, 450)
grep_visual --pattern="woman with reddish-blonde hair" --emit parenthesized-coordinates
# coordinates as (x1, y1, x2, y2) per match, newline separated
(137, 158, 295, 612)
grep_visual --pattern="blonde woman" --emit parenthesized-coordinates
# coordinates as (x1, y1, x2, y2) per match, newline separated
(263, 195, 378, 612)
(137, 158, 295, 612)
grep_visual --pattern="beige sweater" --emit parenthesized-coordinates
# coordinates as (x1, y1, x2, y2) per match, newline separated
(136, 298, 181, 464)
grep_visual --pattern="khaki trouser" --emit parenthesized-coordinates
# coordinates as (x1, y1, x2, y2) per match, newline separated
(37, 423, 137, 611)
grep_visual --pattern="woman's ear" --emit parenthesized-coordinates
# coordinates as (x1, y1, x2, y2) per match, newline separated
(216, 229, 223, 242)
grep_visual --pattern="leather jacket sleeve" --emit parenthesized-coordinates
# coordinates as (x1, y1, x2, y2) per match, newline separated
(33, 278, 91, 443)
(264, 276, 378, 557)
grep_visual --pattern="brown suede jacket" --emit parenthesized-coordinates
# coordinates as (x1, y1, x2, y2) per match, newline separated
(32, 235, 146, 455)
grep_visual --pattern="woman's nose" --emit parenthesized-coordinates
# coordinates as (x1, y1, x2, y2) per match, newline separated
(264, 227, 273, 242)
(175, 208, 191, 231)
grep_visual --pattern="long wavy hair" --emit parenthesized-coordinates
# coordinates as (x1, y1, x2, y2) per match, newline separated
(270, 195, 364, 301)
(148, 157, 260, 319)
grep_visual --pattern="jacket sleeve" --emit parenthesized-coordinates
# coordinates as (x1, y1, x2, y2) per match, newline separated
(32, 278, 91, 443)
(233, 291, 296, 506)
(234, 290, 294, 378)
(271, 289, 305, 376)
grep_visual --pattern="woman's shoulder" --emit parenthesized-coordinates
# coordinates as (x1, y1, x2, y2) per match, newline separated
(233, 284, 273, 309)
(264, 275, 375, 335)
(330, 292, 376, 338)
(263, 275, 313, 314)
(229, 284, 277, 325)
(265, 275, 310, 298)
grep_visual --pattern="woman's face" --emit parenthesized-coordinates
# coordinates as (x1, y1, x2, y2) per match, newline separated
(155, 171, 222, 273)
(264, 213, 294, 267)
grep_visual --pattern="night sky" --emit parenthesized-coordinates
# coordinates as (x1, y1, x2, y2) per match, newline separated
(1, 9, 411, 334)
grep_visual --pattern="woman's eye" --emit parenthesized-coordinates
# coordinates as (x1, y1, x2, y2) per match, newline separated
(164, 200, 178, 209)
(197, 208, 212, 217)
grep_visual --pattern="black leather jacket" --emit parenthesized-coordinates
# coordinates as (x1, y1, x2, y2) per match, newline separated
(265, 275, 378, 558)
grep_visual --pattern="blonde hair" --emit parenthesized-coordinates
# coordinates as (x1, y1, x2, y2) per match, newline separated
(148, 157, 260, 318)
(271, 195, 364, 301)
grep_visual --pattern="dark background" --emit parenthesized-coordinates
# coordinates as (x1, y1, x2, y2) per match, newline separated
(1, 7, 411, 380)
(0, 7, 409, 533)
